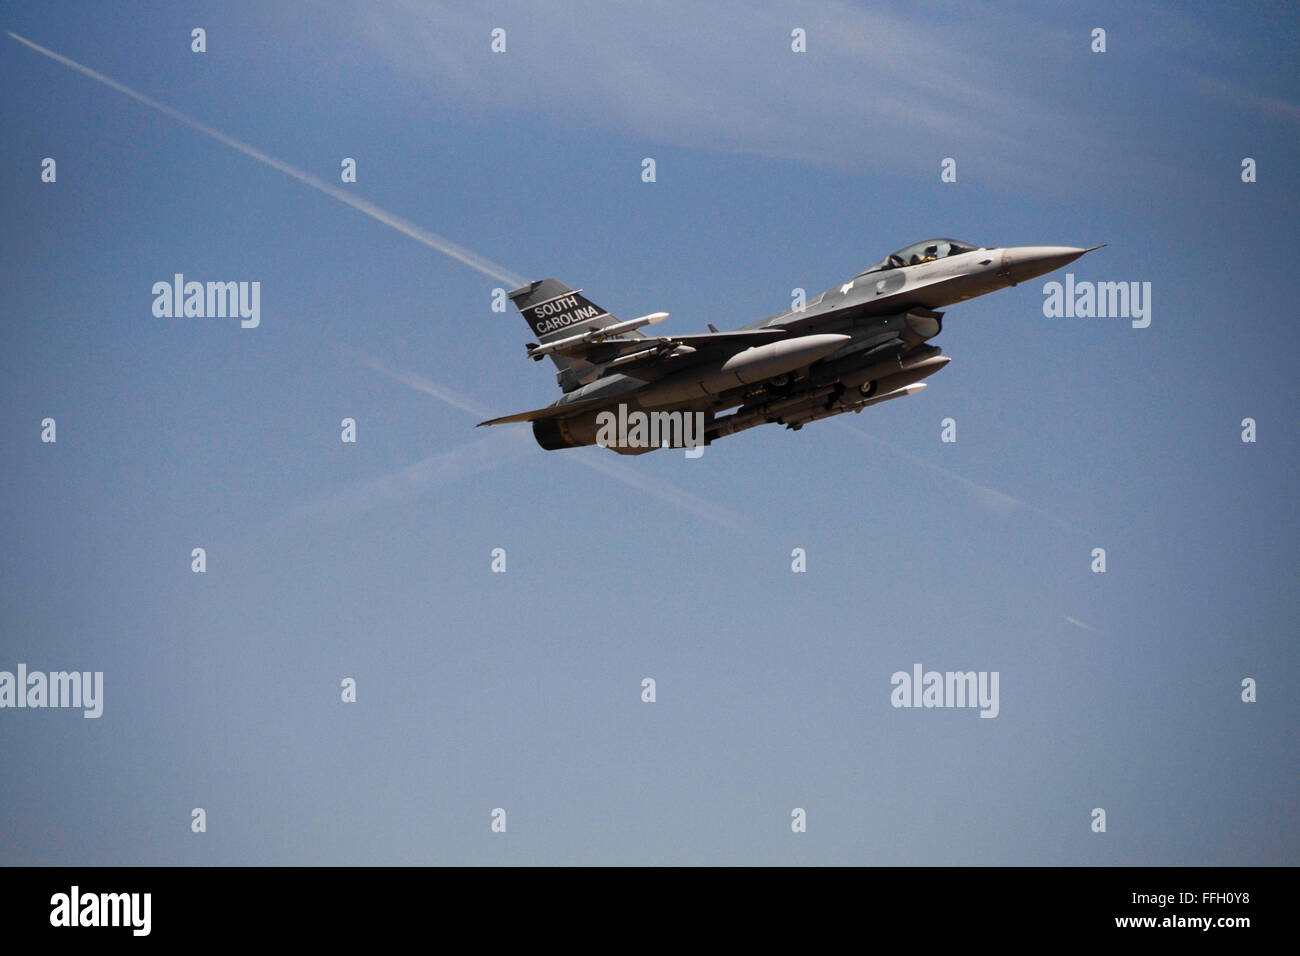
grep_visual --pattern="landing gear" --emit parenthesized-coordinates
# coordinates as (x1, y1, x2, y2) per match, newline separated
(858, 380, 877, 398)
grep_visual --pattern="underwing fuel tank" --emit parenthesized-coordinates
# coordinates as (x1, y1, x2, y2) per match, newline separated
(639, 333, 850, 406)
(844, 354, 950, 396)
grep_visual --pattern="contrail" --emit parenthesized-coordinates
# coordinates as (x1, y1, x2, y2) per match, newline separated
(284, 427, 534, 526)
(343, 345, 494, 419)
(571, 451, 751, 534)
(6, 31, 748, 531)
(7, 31, 527, 287)
(836, 420, 1090, 536)
(353, 348, 750, 532)
(1064, 615, 1104, 634)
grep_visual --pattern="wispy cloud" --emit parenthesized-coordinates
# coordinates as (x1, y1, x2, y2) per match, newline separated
(358, 0, 1110, 182)
(1198, 75, 1300, 125)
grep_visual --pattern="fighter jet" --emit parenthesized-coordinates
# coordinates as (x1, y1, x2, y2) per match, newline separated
(478, 239, 1101, 453)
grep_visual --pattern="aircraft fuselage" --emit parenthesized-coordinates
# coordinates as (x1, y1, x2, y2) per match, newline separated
(507, 243, 1096, 453)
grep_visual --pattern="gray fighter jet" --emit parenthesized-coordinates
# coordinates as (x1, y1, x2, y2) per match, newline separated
(479, 239, 1100, 453)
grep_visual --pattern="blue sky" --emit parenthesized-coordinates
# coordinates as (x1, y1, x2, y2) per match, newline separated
(1, 0, 1296, 865)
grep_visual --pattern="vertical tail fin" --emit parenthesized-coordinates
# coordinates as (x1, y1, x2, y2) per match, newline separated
(508, 278, 642, 392)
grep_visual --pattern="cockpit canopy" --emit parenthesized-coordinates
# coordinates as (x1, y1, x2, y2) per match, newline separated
(859, 238, 980, 276)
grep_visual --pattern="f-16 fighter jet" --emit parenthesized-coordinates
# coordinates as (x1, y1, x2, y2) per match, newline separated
(479, 239, 1100, 453)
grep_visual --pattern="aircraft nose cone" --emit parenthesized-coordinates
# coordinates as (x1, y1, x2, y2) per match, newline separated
(1003, 245, 1093, 284)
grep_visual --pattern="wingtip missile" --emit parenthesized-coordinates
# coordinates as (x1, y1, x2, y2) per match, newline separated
(859, 382, 927, 409)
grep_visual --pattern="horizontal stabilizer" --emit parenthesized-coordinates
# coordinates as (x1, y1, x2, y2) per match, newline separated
(476, 394, 611, 427)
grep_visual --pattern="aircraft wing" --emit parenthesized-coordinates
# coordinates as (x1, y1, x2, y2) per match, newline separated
(484, 328, 798, 423)
(534, 327, 788, 366)
(650, 329, 789, 350)
(605, 328, 794, 380)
